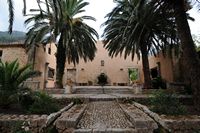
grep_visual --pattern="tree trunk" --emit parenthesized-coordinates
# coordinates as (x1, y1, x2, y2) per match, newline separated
(141, 44, 152, 89)
(174, 0, 200, 110)
(55, 33, 66, 88)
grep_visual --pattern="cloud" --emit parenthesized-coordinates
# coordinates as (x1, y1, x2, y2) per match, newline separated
(80, 0, 116, 36)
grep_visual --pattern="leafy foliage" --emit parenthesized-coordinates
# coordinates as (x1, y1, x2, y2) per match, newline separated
(102, 0, 178, 60)
(25, 0, 98, 64)
(150, 90, 186, 115)
(129, 68, 139, 81)
(151, 77, 167, 89)
(19, 90, 60, 114)
(97, 73, 108, 86)
(11, 121, 31, 133)
(25, 0, 98, 87)
(72, 98, 84, 104)
(19, 89, 35, 110)
(102, 0, 179, 88)
(0, 60, 40, 107)
(28, 92, 59, 114)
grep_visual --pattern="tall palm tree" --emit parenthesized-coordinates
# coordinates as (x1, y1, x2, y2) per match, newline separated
(102, 0, 178, 89)
(173, 0, 200, 111)
(25, 0, 98, 88)
(148, 0, 200, 110)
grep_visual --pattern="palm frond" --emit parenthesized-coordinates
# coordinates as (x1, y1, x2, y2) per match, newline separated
(7, 0, 14, 34)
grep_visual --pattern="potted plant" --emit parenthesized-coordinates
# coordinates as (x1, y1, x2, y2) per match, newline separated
(64, 79, 73, 94)
(97, 73, 108, 86)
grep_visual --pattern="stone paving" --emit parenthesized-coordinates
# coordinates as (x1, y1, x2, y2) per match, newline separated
(77, 101, 134, 129)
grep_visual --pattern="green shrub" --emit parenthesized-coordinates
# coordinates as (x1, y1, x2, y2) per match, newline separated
(150, 90, 186, 115)
(45, 126, 59, 133)
(28, 92, 59, 114)
(184, 84, 193, 95)
(12, 121, 31, 133)
(72, 98, 84, 104)
(19, 89, 35, 110)
(151, 77, 166, 89)
(0, 60, 40, 108)
(97, 73, 108, 86)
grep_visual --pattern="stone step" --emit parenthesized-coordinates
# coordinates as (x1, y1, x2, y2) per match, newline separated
(74, 88, 133, 94)
(77, 101, 135, 130)
(119, 104, 158, 131)
(55, 104, 87, 133)
(74, 128, 137, 133)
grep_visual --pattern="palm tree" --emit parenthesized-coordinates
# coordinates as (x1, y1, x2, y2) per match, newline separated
(102, 0, 178, 89)
(25, 0, 98, 88)
(6, 0, 14, 34)
(147, 0, 200, 110)
(173, 0, 200, 111)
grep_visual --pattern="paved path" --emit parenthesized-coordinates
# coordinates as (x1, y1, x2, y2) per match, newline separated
(77, 101, 134, 129)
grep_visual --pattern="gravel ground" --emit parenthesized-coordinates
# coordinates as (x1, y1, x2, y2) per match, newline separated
(77, 101, 134, 129)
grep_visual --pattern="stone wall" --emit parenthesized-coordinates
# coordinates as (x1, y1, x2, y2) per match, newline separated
(132, 102, 200, 133)
(0, 43, 57, 90)
(0, 114, 47, 133)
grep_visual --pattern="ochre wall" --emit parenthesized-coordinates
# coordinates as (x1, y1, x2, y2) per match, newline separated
(0, 45, 27, 66)
(1, 41, 174, 88)
(65, 41, 143, 85)
(0, 43, 56, 89)
(32, 43, 57, 89)
(64, 41, 174, 85)
(148, 53, 174, 82)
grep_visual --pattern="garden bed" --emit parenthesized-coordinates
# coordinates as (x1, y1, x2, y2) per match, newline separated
(131, 102, 200, 132)
(0, 96, 72, 115)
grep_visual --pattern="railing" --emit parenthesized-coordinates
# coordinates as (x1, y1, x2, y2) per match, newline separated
(22, 81, 40, 90)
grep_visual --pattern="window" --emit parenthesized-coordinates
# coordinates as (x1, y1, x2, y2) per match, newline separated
(157, 62, 161, 77)
(48, 67, 55, 79)
(48, 47, 51, 55)
(128, 68, 139, 81)
(0, 50, 2, 61)
(151, 67, 158, 78)
(101, 60, 104, 66)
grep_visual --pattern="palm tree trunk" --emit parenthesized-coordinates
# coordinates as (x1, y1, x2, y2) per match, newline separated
(55, 33, 66, 88)
(141, 44, 152, 89)
(174, 0, 200, 110)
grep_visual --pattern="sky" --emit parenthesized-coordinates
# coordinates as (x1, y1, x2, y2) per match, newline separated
(0, 0, 200, 37)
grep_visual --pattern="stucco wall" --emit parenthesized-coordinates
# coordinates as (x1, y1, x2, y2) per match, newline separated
(0, 43, 56, 90)
(1, 41, 174, 88)
(65, 41, 143, 85)
(148, 53, 174, 82)
(33, 43, 57, 89)
(64, 41, 174, 85)
(0, 45, 27, 66)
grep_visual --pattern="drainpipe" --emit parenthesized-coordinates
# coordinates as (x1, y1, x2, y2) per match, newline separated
(43, 62, 49, 89)
(32, 46, 36, 70)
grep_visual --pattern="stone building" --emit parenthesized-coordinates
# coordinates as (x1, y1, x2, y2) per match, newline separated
(0, 42, 56, 90)
(64, 41, 174, 86)
(0, 41, 175, 89)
